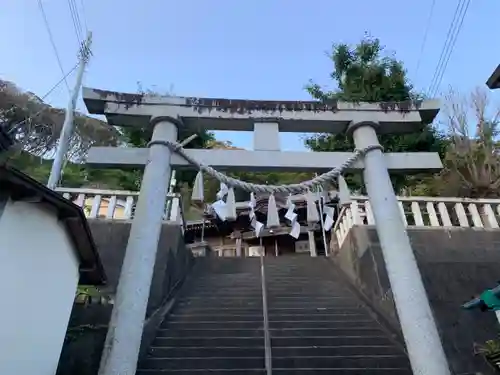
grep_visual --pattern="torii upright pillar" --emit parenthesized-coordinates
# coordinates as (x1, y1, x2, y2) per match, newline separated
(82, 88, 450, 375)
(349, 121, 450, 375)
(98, 117, 178, 375)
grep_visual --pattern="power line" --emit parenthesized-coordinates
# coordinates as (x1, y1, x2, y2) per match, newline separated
(6, 63, 79, 135)
(427, 0, 470, 97)
(67, 0, 83, 44)
(72, 0, 84, 34)
(430, 0, 470, 97)
(427, 0, 463, 96)
(37, 0, 70, 93)
(80, 0, 89, 33)
(415, 0, 437, 80)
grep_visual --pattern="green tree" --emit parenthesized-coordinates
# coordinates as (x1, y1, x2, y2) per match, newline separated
(120, 84, 216, 190)
(120, 124, 215, 191)
(305, 36, 448, 193)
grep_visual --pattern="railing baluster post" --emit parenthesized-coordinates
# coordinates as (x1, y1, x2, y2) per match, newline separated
(169, 197, 180, 222)
(106, 195, 118, 219)
(468, 203, 483, 228)
(75, 193, 86, 208)
(483, 204, 499, 228)
(350, 201, 361, 225)
(124, 196, 135, 219)
(454, 203, 469, 227)
(364, 200, 375, 225)
(398, 201, 408, 226)
(411, 202, 424, 226)
(437, 203, 452, 227)
(89, 195, 102, 219)
(426, 202, 440, 227)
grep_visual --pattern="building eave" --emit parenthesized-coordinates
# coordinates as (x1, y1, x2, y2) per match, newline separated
(486, 65, 500, 89)
(0, 165, 106, 285)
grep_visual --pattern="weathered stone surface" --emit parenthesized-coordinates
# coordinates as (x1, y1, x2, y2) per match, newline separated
(56, 221, 194, 375)
(335, 226, 500, 375)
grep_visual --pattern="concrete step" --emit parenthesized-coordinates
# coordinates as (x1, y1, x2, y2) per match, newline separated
(268, 289, 358, 302)
(137, 370, 265, 375)
(267, 301, 362, 309)
(272, 346, 403, 357)
(162, 321, 264, 329)
(153, 335, 395, 348)
(153, 337, 265, 348)
(268, 313, 370, 321)
(140, 357, 265, 370)
(172, 307, 263, 315)
(190, 281, 261, 286)
(182, 288, 261, 293)
(168, 314, 264, 322)
(181, 287, 262, 292)
(271, 336, 396, 347)
(175, 300, 263, 308)
(271, 369, 412, 374)
(268, 307, 367, 314)
(148, 346, 265, 358)
(267, 320, 380, 329)
(176, 296, 263, 302)
(194, 274, 260, 279)
(186, 284, 261, 289)
(173, 306, 367, 315)
(168, 313, 370, 323)
(269, 328, 386, 338)
(162, 320, 378, 330)
(156, 328, 264, 338)
(160, 327, 385, 338)
(265, 271, 341, 275)
(190, 278, 261, 282)
(265, 296, 355, 301)
(177, 293, 263, 299)
(266, 287, 351, 293)
(272, 355, 410, 369)
(148, 345, 403, 358)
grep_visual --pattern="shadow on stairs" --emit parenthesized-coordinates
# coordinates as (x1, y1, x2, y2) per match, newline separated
(136, 256, 412, 374)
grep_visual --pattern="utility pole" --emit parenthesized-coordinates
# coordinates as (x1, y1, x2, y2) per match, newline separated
(47, 31, 92, 190)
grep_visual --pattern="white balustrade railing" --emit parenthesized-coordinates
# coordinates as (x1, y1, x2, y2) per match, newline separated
(333, 196, 500, 248)
(55, 187, 185, 226)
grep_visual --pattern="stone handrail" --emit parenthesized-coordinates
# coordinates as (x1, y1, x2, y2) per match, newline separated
(333, 196, 500, 248)
(55, 187, 185, 226)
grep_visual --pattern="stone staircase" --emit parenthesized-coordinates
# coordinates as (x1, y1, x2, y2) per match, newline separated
(136, 256, 412, 374)
(265, 256, 411, 374)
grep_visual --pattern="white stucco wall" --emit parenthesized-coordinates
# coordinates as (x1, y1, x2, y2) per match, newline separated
(0, 199, 80, 375)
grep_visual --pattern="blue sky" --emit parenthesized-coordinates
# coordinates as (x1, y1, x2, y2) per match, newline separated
(1, 0, 499, 150)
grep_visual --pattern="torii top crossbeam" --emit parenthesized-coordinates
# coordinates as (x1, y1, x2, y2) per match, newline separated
(83, 87, 440, 134)
(82, 87, 443, 172)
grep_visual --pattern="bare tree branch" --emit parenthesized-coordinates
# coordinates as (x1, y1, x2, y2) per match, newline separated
(439, 87, 500, 198)
(0, 79, 121, 159)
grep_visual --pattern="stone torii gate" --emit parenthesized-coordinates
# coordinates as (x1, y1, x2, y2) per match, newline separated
(82, 88, 450, 375)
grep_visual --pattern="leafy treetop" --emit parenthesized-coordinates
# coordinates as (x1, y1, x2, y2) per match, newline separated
(304, 36, 448, 193)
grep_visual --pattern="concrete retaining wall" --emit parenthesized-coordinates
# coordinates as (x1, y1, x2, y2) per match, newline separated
(56, 220, 193, 375)
(334, 226, 500, 375)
